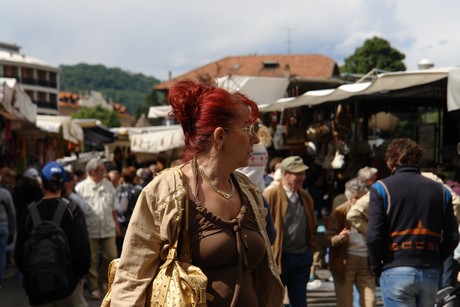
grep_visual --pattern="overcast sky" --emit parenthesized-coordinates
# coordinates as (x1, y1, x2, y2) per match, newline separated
(2, 0, 459, 81)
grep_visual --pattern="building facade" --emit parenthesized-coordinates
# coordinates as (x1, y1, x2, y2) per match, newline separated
(0, 41, 59, 115)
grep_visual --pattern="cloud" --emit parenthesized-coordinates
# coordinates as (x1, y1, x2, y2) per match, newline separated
(2, 0, 460, 79)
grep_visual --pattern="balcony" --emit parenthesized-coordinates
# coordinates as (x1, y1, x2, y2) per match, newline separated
(36, 100, 59, 111)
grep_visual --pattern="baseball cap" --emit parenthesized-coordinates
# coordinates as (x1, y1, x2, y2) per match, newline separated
(24, 168, 40, 180)
(41, 162, 66, 183)
(281, 156, 309, 173)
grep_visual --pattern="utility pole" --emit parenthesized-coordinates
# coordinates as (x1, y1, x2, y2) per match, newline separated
(285, 28, 296, 54)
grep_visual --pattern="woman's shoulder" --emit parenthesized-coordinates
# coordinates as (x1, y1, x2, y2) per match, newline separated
(142, 167, 187, 202)
(233, 170, 253, 185)
(149, 167, 184, 186)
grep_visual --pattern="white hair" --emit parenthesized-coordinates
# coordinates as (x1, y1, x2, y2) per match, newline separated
(345, 178, 365, 200)
(357, 166, 377, 183)
(86, 158, 104, 173)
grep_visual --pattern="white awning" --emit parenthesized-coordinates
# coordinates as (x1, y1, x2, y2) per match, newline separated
(36, 115, 84, 144)
(0, 78, 37, 122)
(260, 67, 460, 112)
(216, 75, 289, 105)
(447, 69, 460, 111)
(128, 125, 184, 154)
(147, 105, 173, 119)
(148, 75, 290, 118)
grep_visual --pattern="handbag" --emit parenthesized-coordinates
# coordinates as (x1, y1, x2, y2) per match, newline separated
(101, 194, 208, 307)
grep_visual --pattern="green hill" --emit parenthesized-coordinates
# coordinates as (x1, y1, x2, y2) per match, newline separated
(59, 63, 161, 115)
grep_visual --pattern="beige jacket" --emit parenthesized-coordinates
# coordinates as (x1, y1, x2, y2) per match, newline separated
(111, 167, 284, 307)
(346, 192, 370, 236)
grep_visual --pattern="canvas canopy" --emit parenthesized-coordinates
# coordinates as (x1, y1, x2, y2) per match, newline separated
(216, 75, 289, 105)
(36, 115, 84, 144)
(260, 67, 460, 112)
(69, 119, 115, 146)
(148, 105, 172, 119)
(0, 77, 37, 122)
(128, 125, 184, 154)
(148, 75, 290, 118)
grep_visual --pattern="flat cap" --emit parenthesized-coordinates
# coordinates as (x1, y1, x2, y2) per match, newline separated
(281, 156, 308, 173)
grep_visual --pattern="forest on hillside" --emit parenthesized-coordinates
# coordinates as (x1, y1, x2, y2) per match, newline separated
(59, 63, 161, 115)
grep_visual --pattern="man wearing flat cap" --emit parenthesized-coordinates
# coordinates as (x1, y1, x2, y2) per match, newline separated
(263, 156, 317, 307)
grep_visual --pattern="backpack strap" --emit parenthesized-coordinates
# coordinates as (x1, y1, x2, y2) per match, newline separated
(27, 202, 42, 228)
(27, 198, 71, 228)
(52, 198, 69, 226)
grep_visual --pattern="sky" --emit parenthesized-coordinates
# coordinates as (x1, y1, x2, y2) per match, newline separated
(2, 0, 459, 82)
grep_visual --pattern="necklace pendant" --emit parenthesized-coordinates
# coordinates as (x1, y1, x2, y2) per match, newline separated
(198, 167, 235, 200)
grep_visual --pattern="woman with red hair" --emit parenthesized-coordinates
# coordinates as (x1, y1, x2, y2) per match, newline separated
(110, 80, 284, 306)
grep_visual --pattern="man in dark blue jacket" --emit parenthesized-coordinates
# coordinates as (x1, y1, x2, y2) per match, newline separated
(367, 138, 459, 307)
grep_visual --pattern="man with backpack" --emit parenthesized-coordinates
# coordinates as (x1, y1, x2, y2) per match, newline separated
(15, 161, 91, 306)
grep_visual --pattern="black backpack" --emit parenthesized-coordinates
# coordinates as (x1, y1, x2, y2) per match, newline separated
(436, 286, 460, 307)
(23, 198, 74, 299)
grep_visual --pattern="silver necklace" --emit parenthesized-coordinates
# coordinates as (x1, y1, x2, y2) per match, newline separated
(198, 167, 235, 199)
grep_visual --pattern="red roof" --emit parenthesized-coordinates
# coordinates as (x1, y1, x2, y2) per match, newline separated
(154, 54, 338, 90)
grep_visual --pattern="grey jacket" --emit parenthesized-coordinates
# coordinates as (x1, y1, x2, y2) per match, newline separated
(0, 186, 16, 237)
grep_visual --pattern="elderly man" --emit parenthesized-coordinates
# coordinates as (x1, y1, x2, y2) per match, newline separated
(75, 158, 120, 300)
(263, 156, 317, 307)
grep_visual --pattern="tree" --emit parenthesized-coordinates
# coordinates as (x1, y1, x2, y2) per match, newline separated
(71, 106, 121, 128)
(341, 36, 406, 74)
(60, 64, 160, 115)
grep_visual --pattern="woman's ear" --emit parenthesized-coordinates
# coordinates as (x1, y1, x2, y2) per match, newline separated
(213, 127, 225, 150)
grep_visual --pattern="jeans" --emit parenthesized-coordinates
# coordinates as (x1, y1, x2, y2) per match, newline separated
(280, 251, 313, 307)
(380, 266, 439, 307)
(0, 225, 9, 284)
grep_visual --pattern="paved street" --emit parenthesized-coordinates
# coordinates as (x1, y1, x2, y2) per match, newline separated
(305, 269, 384, 307)
(0, 267, 103, 307)
(1, 268, 382, 307)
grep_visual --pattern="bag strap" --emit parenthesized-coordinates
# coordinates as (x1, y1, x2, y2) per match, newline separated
(52, 198, 70, 225)
(27, 198, 70, 228)
(179, 195, 191, 263)
(165, 215, 182, 262)
(28, 201, 42, 228)
(164, 168, 192, 263)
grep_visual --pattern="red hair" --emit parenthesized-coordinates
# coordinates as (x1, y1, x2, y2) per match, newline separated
(168, 80, 259, 161)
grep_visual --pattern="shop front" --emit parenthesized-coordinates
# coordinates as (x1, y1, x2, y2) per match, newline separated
(255, 68, 460, 219)
(260, 67, 460, 175)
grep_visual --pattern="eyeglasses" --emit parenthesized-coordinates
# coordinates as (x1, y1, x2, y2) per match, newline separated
(240, 124, 259, 136)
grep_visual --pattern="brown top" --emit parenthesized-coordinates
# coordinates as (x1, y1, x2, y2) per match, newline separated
(189, 182, 265, 307)
(110, 167, 285, 307)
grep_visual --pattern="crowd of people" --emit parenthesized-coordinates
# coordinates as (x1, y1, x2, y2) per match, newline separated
(0, 79, 460, 307)
(0, 158, 156, 305)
